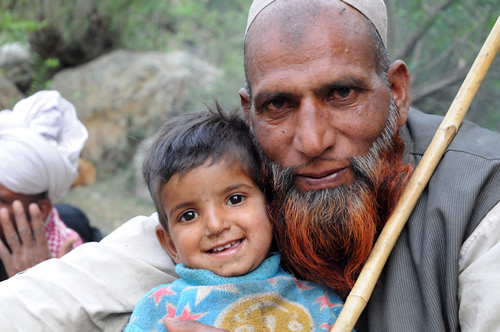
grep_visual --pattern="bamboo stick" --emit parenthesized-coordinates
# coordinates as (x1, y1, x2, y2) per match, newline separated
(331, 16, 500, 332)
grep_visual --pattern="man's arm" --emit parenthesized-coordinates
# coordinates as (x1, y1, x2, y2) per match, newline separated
(459, 201, 500, 331)
(0, 213, 178, 331)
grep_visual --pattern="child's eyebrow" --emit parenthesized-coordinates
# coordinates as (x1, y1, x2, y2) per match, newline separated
(169, 201, 195, 215)
(223, 183, 255, 193)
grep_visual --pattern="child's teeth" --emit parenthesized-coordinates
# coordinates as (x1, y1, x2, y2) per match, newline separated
(214, 241, 236, 252)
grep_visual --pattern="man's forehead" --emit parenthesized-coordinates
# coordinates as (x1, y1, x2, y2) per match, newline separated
(0, 182, 28, 202)
(0, 182, 15, 198)
(244, 6, 378, 91)
(245, 0, 387, 48)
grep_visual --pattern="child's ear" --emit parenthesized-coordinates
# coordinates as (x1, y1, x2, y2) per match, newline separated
(155, 224, 180, 264)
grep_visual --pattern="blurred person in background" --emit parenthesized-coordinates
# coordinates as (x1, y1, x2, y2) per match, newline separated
(0, 90, 100, 280)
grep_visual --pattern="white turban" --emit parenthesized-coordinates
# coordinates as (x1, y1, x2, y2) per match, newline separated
(0, 90, 88, 201)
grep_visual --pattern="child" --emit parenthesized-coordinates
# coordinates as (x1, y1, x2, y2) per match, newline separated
(125, 104, 345, 331)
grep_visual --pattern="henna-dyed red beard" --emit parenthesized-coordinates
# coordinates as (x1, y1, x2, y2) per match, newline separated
(256, 100, 413, 291)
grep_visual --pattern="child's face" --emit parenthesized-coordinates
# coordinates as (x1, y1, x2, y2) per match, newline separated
(156, 159, 272, 277)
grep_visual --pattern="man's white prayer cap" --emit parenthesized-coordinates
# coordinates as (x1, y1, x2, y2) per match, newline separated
(245, 0, 388, 48)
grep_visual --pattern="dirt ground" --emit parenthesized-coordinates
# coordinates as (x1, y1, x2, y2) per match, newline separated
(58, 169, 156, 237)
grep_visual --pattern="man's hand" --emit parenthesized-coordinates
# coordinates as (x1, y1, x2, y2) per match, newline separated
(0, 201, 52, 277)
(57, 235, 79, 258)
(164, 319, 229, 332)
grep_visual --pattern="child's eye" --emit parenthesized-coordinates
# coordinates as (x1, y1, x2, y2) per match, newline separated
(179, 210, 199, 222)
(227, 194, 246, 206)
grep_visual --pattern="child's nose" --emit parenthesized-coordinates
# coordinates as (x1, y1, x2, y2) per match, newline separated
(205, 209, 229, 236)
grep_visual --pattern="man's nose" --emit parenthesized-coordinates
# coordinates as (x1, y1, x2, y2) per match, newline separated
(293, 101, 335, 158)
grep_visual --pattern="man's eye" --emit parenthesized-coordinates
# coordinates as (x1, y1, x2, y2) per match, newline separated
(179, 210, 199, 222)
(269, 100, 285, 109)
(337, 87, 352, 98)
(264, 99, 289, 113)
(227, 194, 245, 206)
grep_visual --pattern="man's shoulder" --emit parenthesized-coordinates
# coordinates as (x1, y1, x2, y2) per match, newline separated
(405, 108, 500, 237)
(406, 108, 500, 160)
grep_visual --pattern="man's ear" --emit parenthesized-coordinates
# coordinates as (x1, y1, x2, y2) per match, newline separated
(155, 224, 180, 264)
(37, 199, 53, 221)
(387, 60, 411, 127)
(239, 88, 252, 123)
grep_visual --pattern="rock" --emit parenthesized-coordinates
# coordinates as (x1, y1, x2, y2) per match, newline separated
(0, 76, 25, 110)
(0, 42, 30, 67)
(133, 136, 154, 203)
(0, 43, 32, 92)
(49, 49, 221, 173)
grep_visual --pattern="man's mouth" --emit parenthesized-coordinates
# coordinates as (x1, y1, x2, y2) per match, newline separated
(208, 239, 242, 253)
(295, 167, 351, 191)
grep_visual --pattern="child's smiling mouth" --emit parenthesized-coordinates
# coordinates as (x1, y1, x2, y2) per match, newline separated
(208, 239, 243, 253)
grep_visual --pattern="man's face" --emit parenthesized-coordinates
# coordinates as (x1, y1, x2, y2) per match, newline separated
(0, 183, 34, 239)
(0, 183, 35, 223)
(241, 3, 406, 193)
(0, 183, 50, 239)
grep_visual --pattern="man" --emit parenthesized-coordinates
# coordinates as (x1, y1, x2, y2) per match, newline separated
(0, 1, 498, 331)
(238, 1, 500, 331)
(0, 90, 90, 279)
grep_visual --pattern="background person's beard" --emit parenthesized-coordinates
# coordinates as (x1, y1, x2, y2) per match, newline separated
(256, 100, 413, 291)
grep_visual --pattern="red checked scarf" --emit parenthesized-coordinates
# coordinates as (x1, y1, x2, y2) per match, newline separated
(45, 207, 83, 257)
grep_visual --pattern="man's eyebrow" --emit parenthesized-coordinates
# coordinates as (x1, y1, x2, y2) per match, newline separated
(253, 77, 369, 106)
(319, 77, 368, 92)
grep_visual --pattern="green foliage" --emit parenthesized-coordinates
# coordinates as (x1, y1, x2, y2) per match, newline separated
(386, 0, 499, 130)
(44, 57, 60, 68)
(0, 10, 38, 44)
(1, 0, 248, 108)
(29, 55, 60, 93)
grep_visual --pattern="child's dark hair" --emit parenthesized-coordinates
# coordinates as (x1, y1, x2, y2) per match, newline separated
(142, 102, 266, 231)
